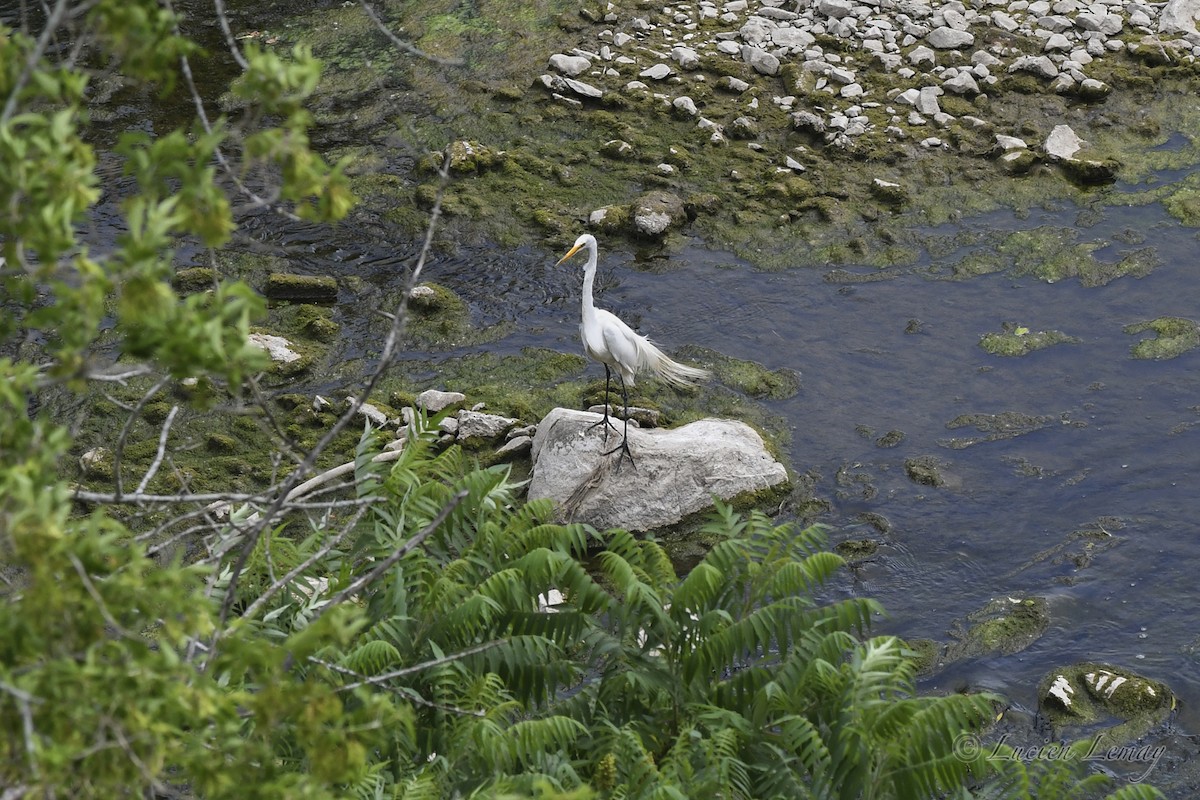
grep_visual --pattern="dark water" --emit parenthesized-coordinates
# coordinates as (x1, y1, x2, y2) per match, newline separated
(251, 194, 1200, 790)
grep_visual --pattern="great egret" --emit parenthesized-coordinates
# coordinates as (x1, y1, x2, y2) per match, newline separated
(556, 233, 710, 462)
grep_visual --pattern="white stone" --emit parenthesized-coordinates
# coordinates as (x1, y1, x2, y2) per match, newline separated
(673, 95, 699, 115)
(670, 45, 702, 69)
(549, 54, 591, 76)
(1160, 0, 1200, 33)
(1044, 123, 1084, 158)
(248, 333, 301, 364)
(563, 77, 604, 98)
(943, 70, 980, 93)
(818, 0, 855, 17)
(639, 63, 674, 80)
(1044, 32, 1073, 51)
(908, 44, 937, 65)
(457, 410, 519, 443)
(528, 408, 788, 532)
(917, 85, 943, 114)
(741, 45, 782, 74)
(995, 134, 1029, 150)
(416, 389, 466, 413)
(927, 26, 975, 47)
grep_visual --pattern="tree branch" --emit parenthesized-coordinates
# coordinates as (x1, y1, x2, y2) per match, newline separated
(134, 404, 179, 496)
(308, 488, 468, 625)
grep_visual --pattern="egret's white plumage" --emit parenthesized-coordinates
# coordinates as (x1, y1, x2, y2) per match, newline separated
(556, 233, 710, 460)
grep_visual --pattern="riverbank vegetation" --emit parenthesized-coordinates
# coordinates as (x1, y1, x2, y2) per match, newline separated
(0, 0, 1168, 796)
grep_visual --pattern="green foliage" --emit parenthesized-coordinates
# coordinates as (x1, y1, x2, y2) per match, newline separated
(0, 4, 1168, 800)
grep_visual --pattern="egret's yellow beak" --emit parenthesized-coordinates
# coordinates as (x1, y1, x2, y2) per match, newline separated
(556, 243, 583, 266)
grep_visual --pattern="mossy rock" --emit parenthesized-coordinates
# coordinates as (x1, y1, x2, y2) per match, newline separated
(904, 455, 945, 487)
(173, 267, 217, 293)
(947, 596, 1050, 660)
(901, 637, 941, 674)
(1059, 156, 1121, 186)
(980, 325, 1079, 356)
(276, 303, 340, 343)
(1163, 186, 1200, 226)
(1038, 662, 1174, 747)
(265, 273, 338, 303)
(206, 433, 240, 454)
(834, 538, 879, 560)
(677, 346, 800, 400)
(1124, 317, 1200, 360)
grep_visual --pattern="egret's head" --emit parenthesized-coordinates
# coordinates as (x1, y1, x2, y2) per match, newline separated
(556, 233, 594, 266)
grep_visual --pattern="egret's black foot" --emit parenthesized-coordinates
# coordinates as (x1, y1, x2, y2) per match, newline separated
(603, 436, 635, 466)
(587, 408, 621, 441)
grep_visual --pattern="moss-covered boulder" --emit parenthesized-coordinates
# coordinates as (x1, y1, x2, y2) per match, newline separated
(947, 596, 1050, 660)
(1124, 316, 1200, 360)
(630, 190, 687, 237)
(979, 325, 1079, 356)
(1039, 662, 1174, 746)
(265, 273, 338, 303)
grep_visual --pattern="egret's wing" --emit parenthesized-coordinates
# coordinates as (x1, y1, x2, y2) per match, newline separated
(596, 309, 646, 384)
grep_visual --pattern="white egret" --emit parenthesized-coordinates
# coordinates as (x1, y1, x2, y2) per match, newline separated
(556, 233, 710, 461)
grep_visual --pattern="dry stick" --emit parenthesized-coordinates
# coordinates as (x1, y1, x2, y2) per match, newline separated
(211, 0, 250, 70)
(237, 505, 367, 621)
(357, 0, 465, 67)
(307, 489, 468, 627)
(308, 656, 486, 715)
(0, 680, 42, 785)
(167, 0, 303, 223)
(134, 405, 179, 496)
(111, 376, 170, 501)
(68, 553, 135, 638)
(338, 639, 503, 691)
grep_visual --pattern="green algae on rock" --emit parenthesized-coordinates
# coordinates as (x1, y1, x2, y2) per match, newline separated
(1124, 316, 1200, 360)
(1039, 662, 1174, 748)
(947, 596, 1051, 660)
(941, 411, 1060, 449)
(979, 325, 1080, 357)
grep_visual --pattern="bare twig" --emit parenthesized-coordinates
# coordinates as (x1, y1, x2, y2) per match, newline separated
(357, 0, 465, 67)
(237, 505, 366, 620)
(338, 639, 503, 691)
(307, 488, 468, 625)
(211, 0, 250, 70)
(112, 375, 170, 500)
(307, 656, 486, 715)
(0, 680, 44, 784)
(213, 151, 453, 630)
(74, 489, 264, 505)
(134, 405, 179, 496)
(68, 553, 133, 638)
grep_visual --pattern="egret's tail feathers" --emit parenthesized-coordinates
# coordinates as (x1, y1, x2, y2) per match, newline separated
(638, 339, 711, 388)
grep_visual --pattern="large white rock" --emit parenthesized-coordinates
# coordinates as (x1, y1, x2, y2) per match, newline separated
(528, 408, 788, 532)
(457, 410, 519, 444)
(926, 26, 975, 48)
(248, 333, 301, 364)
(1160, 0, 1200, 33)
(416, 389, 466, 413)
(549, 54, 591, 77)
(1045, 124, 1084, 159)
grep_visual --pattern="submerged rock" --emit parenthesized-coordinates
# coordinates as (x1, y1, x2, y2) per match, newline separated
(527, 407, 788, 532)
(1038, 662, 1174, 745)
(630, 191, 687, 237)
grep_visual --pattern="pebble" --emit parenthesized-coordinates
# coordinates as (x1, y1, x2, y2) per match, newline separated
(533, 0, 1199, 163)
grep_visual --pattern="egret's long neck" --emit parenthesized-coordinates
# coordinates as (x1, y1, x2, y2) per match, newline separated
(581, 247, 598, 318)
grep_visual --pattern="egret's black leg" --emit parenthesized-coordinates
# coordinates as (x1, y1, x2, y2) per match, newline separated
(587, 364, 620, 440)
(603, 375, 635, 465)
